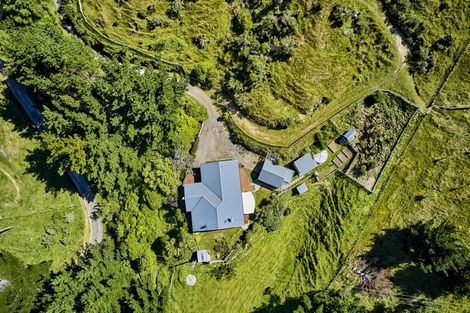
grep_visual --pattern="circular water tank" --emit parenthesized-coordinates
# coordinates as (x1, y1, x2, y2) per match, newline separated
(186, 274, 197, 286)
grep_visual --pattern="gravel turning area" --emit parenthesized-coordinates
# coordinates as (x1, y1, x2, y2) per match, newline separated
(187, 86, 260, 169)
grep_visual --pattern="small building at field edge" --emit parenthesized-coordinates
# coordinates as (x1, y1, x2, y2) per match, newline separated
(296, 183, 308, 195)
(340, 128, 356, 144)
(293, 153, 318, 176)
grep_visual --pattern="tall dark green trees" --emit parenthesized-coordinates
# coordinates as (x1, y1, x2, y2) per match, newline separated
(1, 1, 204, 310)
(404, 220, 470, 294)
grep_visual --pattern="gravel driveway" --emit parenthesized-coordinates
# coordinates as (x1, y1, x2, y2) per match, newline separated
(187, 86, 260, 169)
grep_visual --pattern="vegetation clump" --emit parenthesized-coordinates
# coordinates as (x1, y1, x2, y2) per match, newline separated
(1, 1, 205, 310)
(404, 220, 470, 294)
(257, 196, 288, 232)
(334, 91, 415, 186)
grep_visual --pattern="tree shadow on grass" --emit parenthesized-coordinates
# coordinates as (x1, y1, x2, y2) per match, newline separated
(24, 148, 75, 194)
(392, 265, 451, 298)
(0, 88, 36, 137)
(252, 295, 302, 313)
(361, 228, 411, 268)
(362, 227, 452, 298)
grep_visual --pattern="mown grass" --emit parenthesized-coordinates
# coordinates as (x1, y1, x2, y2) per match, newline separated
(0, 81, 85, 271)
(166, 176, 373, 312)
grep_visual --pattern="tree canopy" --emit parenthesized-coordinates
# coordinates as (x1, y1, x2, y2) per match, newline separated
(0, 1, 205, 310)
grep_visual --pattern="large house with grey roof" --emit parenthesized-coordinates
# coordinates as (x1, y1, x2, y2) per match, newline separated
(257, 160, 294, 189)
(182, 160, 255, 232)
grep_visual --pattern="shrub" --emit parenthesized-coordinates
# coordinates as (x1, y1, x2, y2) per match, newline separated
(211, 263, 235, 280)
(360, 164, 367, 176)
(260, 197, 287, 232)
(167, 0, 184, 18)
(192, 34, 210, 49)
(403, 220, 468, 275)
(313, 132, 328, 150)
(147, 18, 169, 31)
(407, 46, 436, 74)
(329, 5, 350, 28)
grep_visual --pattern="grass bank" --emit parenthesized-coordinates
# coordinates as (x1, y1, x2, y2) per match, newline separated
(0, 81, 85, 271)
(166, 176, 373, 312)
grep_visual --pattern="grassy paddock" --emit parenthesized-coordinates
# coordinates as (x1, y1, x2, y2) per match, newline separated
(167, 176, 373, 312)
(434, 47, 470, 107)
(239, 0, 399, 126)
(0, 82, 85, 271)
(407, 1, 469, 104)
(72, 0, 420, 130)
(333, 109, 470, 302)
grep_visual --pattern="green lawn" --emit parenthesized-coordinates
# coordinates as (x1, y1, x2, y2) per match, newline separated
(0, 81, 86, 271)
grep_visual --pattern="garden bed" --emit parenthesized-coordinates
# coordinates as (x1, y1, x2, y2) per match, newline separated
(332, 91, 416, 189)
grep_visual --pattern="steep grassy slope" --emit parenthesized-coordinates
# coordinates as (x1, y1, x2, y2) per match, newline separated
(69, 0, 412, 129)
(0, 81, 86, 270)
(167, 177, 372, 312)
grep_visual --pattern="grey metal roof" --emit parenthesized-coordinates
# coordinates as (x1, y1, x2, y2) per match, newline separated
(258, 160, 295, 189)
(297, 183, 308, 194)
(183, 160, 244, 232)
(197, 250, 211, 263)
(293, 153, 318, 176)
(342, 128, 356, 142)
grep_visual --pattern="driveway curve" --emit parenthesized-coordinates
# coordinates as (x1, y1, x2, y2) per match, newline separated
(187, 86, 260, 169)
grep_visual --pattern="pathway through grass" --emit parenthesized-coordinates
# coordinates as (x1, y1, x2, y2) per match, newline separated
(0, 168, 20, 204)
